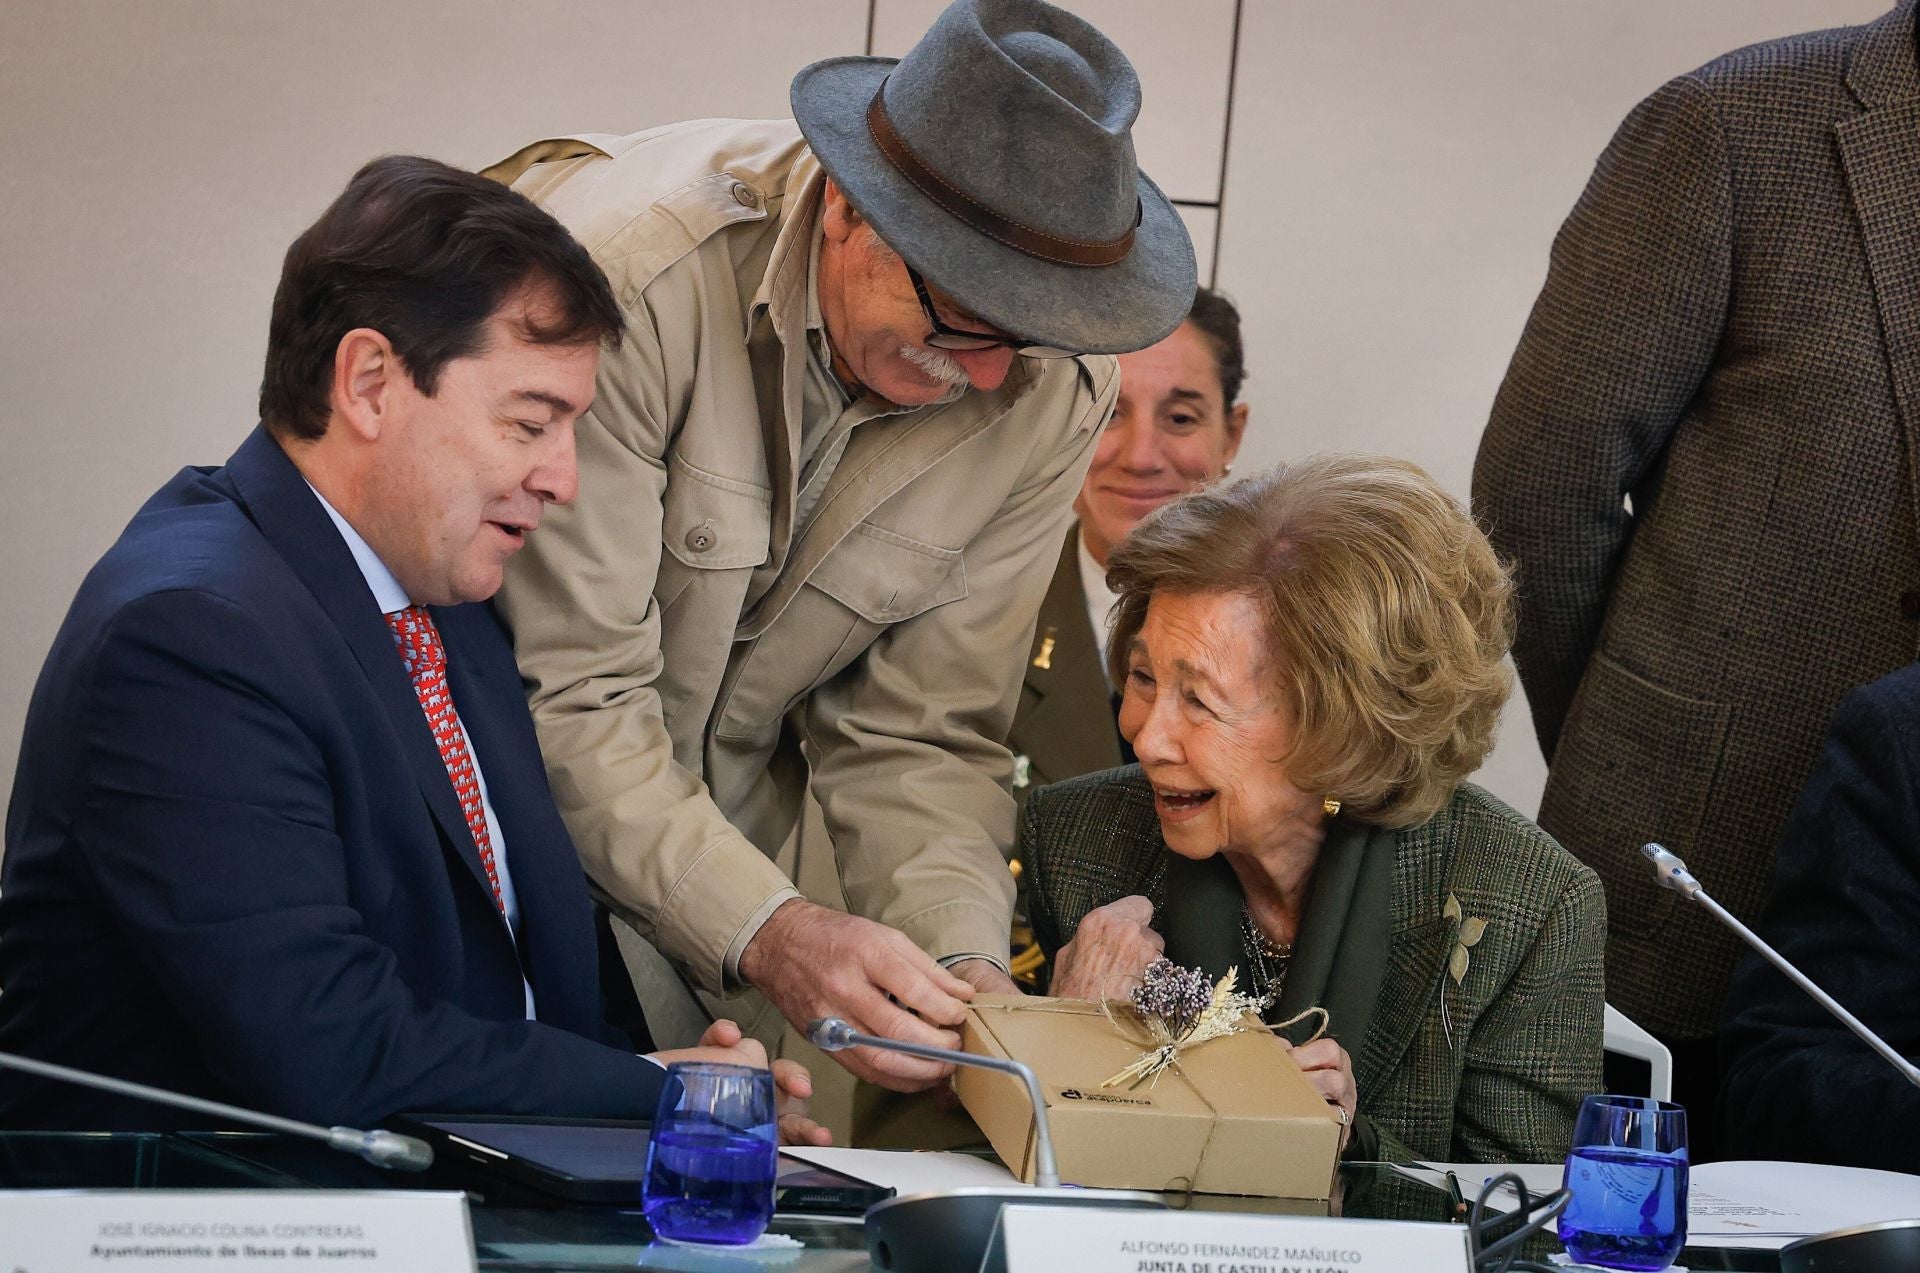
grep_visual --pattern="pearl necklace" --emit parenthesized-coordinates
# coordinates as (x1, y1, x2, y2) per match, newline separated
(1240, 906, 1294, 1010)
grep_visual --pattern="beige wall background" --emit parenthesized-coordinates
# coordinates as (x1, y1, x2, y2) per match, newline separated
(0, 0, 1892, 817)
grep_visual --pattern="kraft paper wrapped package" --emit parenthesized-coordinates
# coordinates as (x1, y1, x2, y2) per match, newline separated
(955, 994, 1343, 1199)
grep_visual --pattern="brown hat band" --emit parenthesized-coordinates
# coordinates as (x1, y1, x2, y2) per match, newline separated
(865, 84, 1138, 268)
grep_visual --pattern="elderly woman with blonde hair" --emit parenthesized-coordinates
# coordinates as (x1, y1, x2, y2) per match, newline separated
(1025, 455, 1605, 1164)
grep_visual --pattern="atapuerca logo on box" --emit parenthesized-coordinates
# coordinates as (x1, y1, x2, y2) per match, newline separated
(1054, 1088, 1153, 1106)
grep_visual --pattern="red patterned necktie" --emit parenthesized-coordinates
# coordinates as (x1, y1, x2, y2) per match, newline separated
(385, 606, 505, 915)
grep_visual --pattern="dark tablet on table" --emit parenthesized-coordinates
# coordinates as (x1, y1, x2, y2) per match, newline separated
(392, 1113, 892, 1213)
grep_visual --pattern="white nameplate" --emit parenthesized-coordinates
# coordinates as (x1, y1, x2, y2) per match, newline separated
(999, 1203, 1472, 1273)
(0, 1189, 475, 1271)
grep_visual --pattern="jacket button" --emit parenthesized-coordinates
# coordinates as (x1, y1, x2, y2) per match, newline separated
(1902, 590, 1920, 620)
(685, 522, 715, 553)
(731, 181, 758, 208)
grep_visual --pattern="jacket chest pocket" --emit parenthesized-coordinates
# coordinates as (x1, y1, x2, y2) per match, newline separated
(654, 456, 771, 610)
(653, 457, 771, 723)
(711, 523, 967, 744)
(806, 522, 967, 623)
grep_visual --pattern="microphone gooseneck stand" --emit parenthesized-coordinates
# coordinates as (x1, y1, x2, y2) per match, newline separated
(0, 1048, 434, 1172)
(1641, 843, 1920, 1273)
(1642, 842, 1919, 1090)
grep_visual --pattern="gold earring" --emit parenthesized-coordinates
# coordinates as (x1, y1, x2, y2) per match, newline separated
(1322, 797, 1342, 818)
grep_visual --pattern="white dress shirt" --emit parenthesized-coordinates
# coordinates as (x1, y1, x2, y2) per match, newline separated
(1077, 530, 1123, 671)
(308, 484, 536, 1020)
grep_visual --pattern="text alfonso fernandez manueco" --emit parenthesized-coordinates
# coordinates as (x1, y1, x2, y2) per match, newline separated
(1120, 1239, 1366, 1273)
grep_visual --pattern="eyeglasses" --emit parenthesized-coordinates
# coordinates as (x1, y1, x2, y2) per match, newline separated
(905, 263, 1078, 359)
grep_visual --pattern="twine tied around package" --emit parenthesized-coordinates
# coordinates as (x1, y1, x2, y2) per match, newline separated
(1098, 961, 1329, 1090)
(966, 979, 1333, 1196)
(1097, 962, 1329, 1196)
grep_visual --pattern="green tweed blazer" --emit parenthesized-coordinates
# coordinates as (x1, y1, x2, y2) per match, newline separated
(1023, 768, 1607, 1164)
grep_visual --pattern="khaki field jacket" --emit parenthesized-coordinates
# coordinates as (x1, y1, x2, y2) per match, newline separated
(485, 119, 1117, 994)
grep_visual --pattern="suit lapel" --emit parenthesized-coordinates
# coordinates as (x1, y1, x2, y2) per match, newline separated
(1354, 916, 1451, 1100)
(1351, 827, 1452, 1100)
(1839, 2, 1920, 547)
(1011, 527, 1125, 785)
(222, 428, 511, 934)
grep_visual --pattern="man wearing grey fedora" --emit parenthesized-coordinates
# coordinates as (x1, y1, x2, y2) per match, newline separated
(483, 0, 1194, 1094)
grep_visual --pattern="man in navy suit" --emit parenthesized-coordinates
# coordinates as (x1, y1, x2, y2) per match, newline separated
(0, 156, 823, 1137)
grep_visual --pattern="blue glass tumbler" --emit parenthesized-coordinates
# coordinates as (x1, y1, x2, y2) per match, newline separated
(642, 1061, 779, 1245)
(1558, 1094, 1690, 1270)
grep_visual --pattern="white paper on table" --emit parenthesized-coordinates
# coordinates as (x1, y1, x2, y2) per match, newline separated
(1685, 1160, 1920, 1239)
(780, 1146, 1022, 1197)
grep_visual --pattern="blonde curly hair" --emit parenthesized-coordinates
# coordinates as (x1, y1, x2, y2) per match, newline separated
(1104, 454, 1514, 828)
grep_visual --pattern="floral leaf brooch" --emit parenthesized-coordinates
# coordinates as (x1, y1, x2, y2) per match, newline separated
(1440, 892, 1487, 1049)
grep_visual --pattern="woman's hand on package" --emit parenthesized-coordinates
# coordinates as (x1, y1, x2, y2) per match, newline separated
(1049, 895, 1163, 1002)
(1281, 1035, 1357, 1152)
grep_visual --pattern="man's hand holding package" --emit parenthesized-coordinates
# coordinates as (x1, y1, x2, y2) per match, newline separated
(948, 957, 1019, 997)
(739, 898, 976, 1092)
(1049, 895, 1163, 1001)
(652, 1019, 832, 1147)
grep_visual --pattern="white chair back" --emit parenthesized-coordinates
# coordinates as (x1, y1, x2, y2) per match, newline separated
(1603, 1002, 1673, 1103)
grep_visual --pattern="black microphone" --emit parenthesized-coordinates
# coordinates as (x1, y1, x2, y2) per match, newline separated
(1642, 843, 1920, 1090)
(806, 1016, 1160, 1273)
(0, 1048, 434, 1171)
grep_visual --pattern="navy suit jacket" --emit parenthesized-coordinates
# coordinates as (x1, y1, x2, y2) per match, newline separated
(1721, 662, 1920, 1170)
(0, 428, 666, 1129)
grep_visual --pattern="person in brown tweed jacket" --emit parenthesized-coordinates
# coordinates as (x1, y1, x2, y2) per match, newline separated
(1473, 1, 1920, 1154)
(1024, 456, 1606, 1164)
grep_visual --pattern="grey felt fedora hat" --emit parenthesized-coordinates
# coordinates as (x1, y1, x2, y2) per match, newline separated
(791, 0, 1196, 355)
